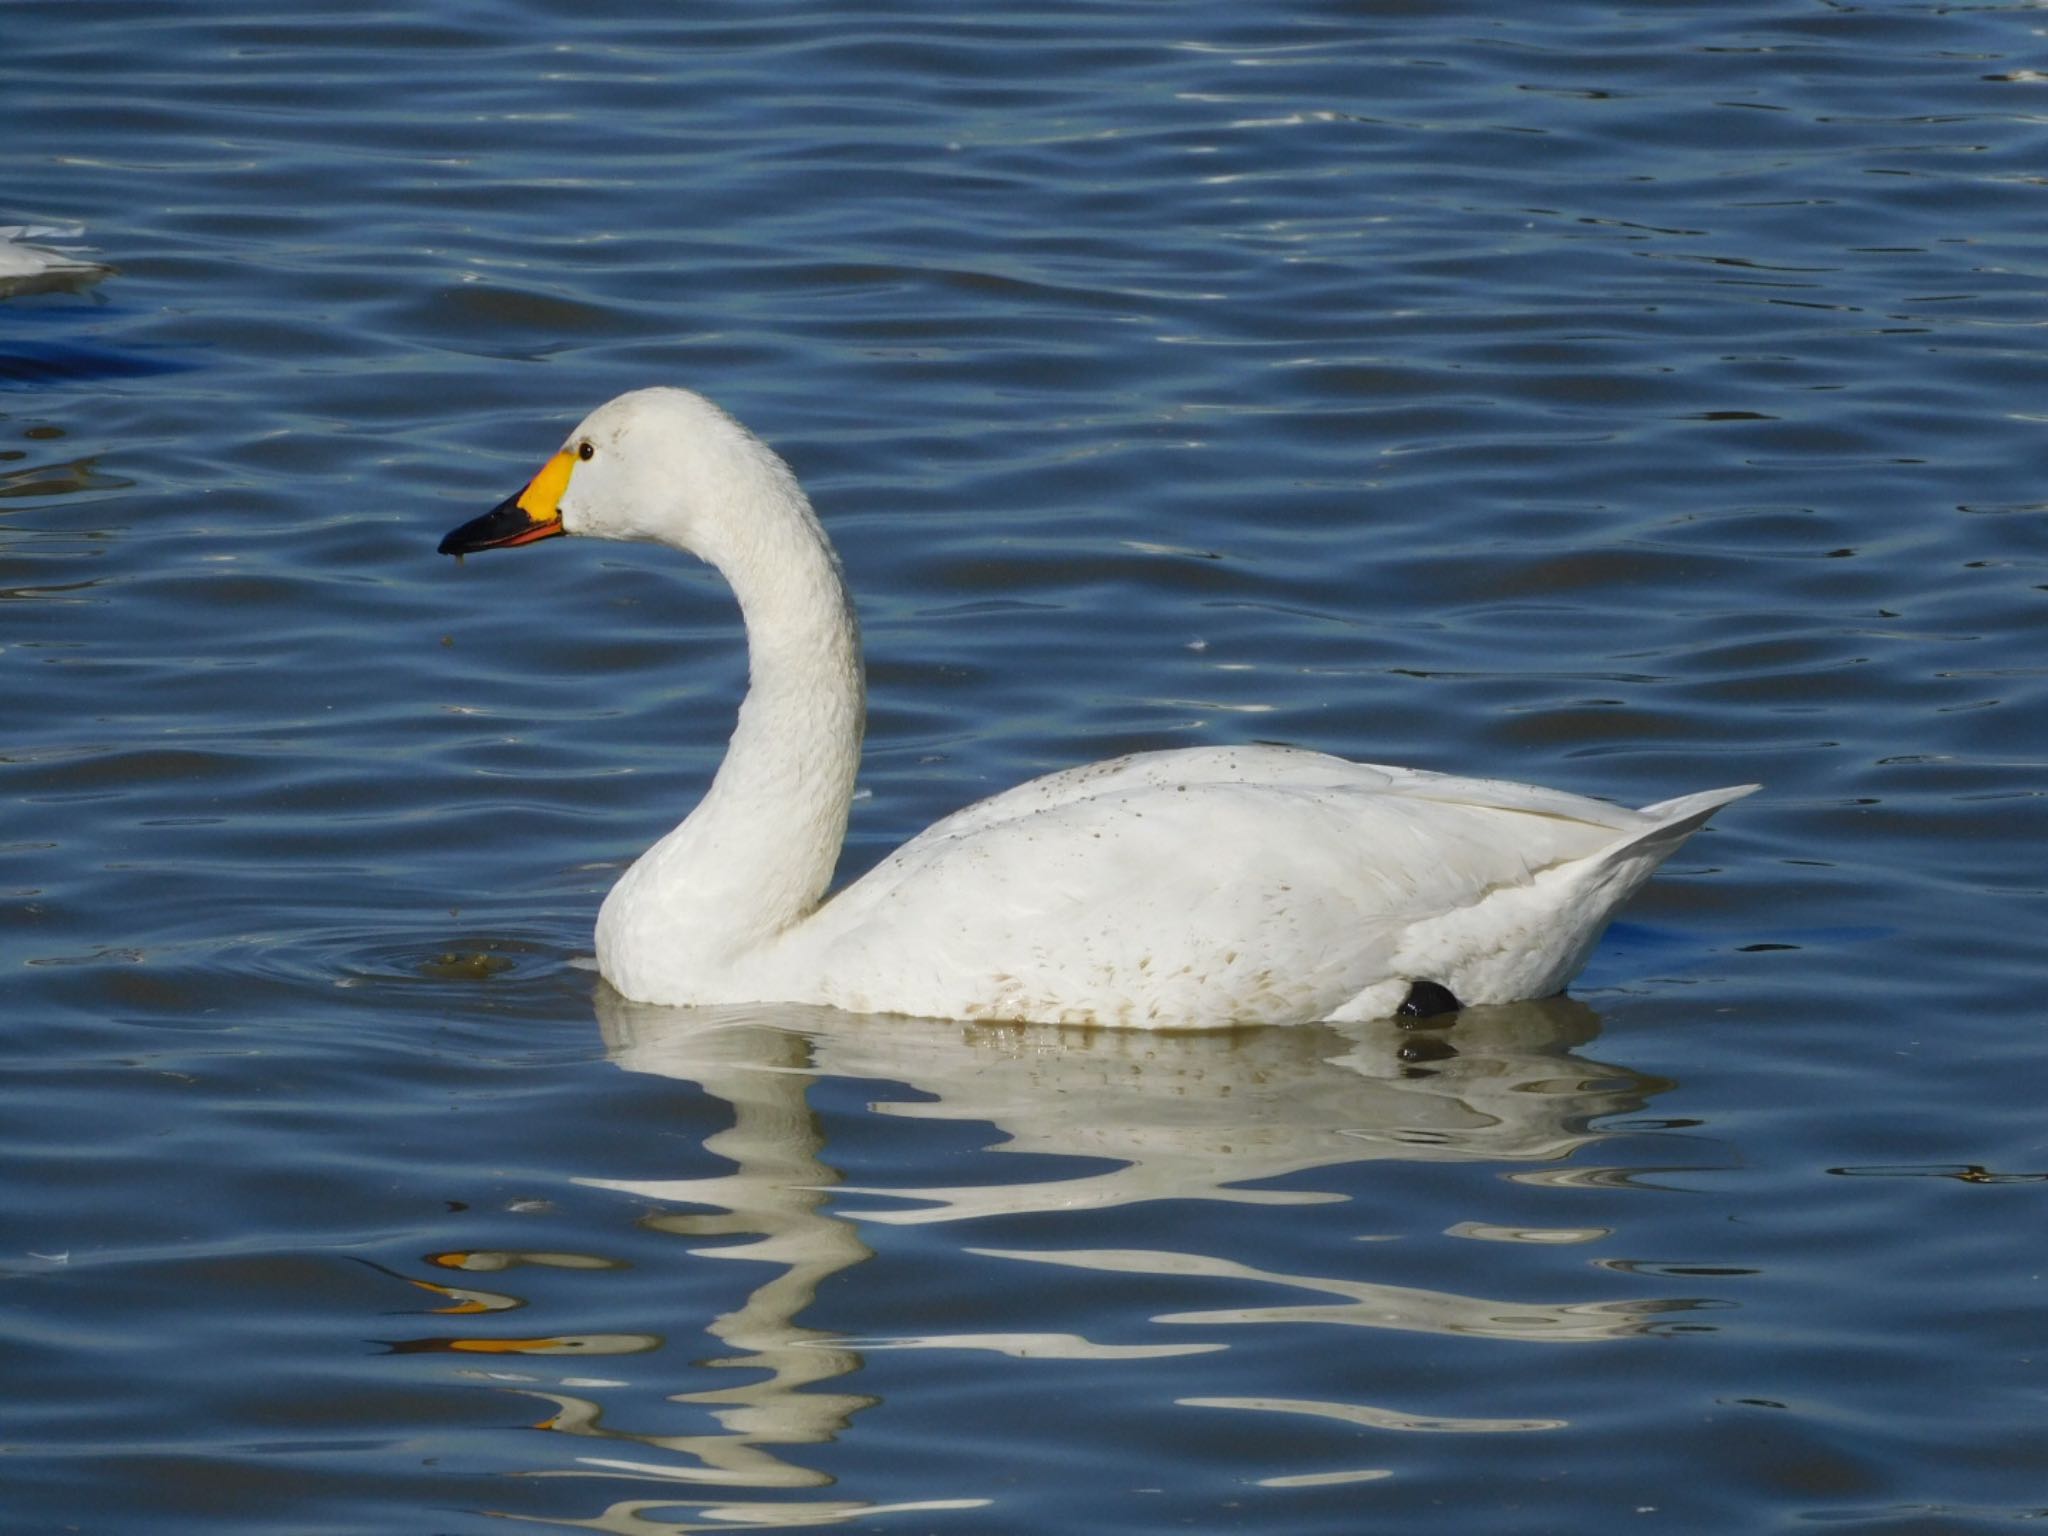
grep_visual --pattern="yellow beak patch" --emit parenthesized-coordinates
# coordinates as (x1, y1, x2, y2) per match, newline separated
(517, 449, 575, 523)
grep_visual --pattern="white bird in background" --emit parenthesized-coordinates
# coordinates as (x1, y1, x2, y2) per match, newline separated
(440, 388, 1754, 1028)
(0, 225, 111, 299)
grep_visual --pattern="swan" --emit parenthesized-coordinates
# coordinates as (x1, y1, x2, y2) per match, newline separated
(0, 224, 110, 299)
(439, 387, 1754, 1028)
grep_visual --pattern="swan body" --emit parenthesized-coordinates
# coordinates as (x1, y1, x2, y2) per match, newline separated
(441, 388, 1754, 1028)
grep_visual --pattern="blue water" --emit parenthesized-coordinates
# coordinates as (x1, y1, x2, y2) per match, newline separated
(5, 2, 2045, 1531)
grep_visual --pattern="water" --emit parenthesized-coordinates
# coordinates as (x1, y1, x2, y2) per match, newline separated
(5, 1, 2045, 1530)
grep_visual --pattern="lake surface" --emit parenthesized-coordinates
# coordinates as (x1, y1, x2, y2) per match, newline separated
(5, 2, 2045, 1531)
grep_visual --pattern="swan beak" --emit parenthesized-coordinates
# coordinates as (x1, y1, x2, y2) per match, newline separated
(439, 449, 574, 556)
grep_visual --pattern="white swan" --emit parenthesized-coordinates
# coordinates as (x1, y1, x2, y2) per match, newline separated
(440, 387, 1754, 1028)
(0, 225, 110, 299)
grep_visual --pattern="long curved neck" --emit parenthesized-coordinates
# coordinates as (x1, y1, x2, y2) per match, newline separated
(597, 476, 864, 991)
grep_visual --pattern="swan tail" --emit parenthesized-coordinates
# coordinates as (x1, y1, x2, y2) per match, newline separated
(1376, 781, 1757, 1013)
(1635, 782, 1761, 825)
(1590, 782, 1759, 899)
(1498, 782, 1758, 1003)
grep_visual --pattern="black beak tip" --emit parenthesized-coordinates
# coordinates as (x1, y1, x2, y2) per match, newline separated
(438, 492, 538, 558)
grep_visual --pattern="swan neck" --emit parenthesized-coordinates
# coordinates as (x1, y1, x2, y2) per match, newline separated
(718, 510, 864, 831)
(598, 472, 863, 991)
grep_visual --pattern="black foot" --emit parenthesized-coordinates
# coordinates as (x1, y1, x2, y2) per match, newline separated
(1398, 1034, 1457, 1065)
(1396, 979, 1462, 1022)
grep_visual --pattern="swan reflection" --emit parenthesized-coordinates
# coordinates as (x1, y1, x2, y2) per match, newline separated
(479, 992, 1691, 1529)
(521, 1022, 873, 1496)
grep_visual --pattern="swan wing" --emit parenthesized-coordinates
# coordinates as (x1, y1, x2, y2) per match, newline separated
(791, 750, 1749, 1026)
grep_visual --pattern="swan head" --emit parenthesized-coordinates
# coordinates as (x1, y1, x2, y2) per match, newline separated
(439, 387, 801, 563)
